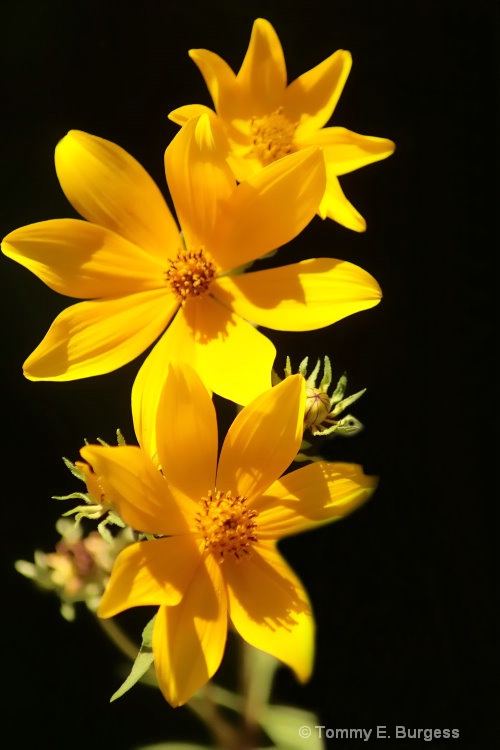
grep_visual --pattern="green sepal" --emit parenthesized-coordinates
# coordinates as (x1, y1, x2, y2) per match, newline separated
(110, 614, 156, 702)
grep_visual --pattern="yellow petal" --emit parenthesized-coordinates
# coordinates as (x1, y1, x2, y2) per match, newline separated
(224, 542, 314, 683)
(80, 444, 190, 536)
(164, 114, 234, 253)
(161, 295, 276, 406)
(154, 362, 218, 500)
(168, 103, 215, 126)
(55, 130, 179, 259)
(256, 462, 378, 538)
(23, 289, 176, 381)
(2, 219, 164, 298)
(188, 48, 238, 119)
(297, 126, 396, 176)
(216, 375, 305, 501)
(236, 18, 287, 113)
(317, 170, 366, 231)
(98, 536, 203, 617)
(153, 554, 227, 707)
(213, 258, 381, 332)
(214, 147, 325, 272)
(286, 50, 352, 136)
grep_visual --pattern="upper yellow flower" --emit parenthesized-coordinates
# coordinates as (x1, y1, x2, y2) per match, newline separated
(80, 362, 377, 706)
(169, 18, 396, 232)
(2, 115, 382, 405)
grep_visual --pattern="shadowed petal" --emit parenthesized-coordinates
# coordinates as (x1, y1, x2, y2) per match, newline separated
(167, 296, 276, 406)
(318, 169, 366, 231)
(165, 114, 234, 253)
(55, 130, 179, 258)
(213, 258, 381, 332)
(214, 147, 325, 272)
(98, 536, 203, 616)
(2, 219, 164, 298)
(236, 18, 287, 113)
(256, 462, 378, 538)
(216, 375, 305, 501)
(224, 542, 314, 683)
(297, 126, 395, 176)
(286, 49, 352, 136)
(23, 289, 177, 381)
(80, 444, 191, 536)
(153, 554, 227, 707)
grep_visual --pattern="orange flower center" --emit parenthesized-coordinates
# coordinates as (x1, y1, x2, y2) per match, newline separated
(195, 489, 258, 562)
(304, 386, 331, 430)
(250, 107, 298, 166)
(165, 248, 216, 303)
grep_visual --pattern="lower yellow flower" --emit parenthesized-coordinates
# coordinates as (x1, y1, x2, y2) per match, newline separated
(80, 363, 377, 706)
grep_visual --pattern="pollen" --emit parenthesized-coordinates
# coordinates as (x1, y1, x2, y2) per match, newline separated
(304, 386, 331, 431)
(250, 106, 298, 166)
(195, 490, 258, 562)
(164, 248, 216, 303)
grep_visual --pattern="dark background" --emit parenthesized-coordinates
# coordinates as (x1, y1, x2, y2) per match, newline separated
(1, 1, 496, 748)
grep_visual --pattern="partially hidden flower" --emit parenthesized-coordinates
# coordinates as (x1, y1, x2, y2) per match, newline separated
(169, 18, 395, 232)
(15, 518, 134, 622)
(80, 362, 378, 706)
(2, 115, 381, 406)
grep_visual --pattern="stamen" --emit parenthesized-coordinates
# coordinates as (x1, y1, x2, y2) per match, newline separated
(250, 106, 298, 166)
(195, 490, 258, 562)
(165, 248, 216, 303)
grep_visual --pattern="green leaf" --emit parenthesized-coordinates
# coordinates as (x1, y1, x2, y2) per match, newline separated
(110, 650, 154, 702)
(110, 614, 157, 702)
(134, 744, 212, 750)
(260, 704, 325, 750)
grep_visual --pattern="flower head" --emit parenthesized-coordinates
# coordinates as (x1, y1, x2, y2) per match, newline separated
(169, 18, 395, 231)
(80, 362, 377, 706)
(2, 116, 381, 405)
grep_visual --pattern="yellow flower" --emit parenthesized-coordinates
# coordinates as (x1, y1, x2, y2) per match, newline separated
(80, 362, 377, 706)
(2, 115, 381, 405)
(169, 18, 395, 232)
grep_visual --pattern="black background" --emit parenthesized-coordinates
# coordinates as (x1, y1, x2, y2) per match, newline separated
(1, 1, 496, 748)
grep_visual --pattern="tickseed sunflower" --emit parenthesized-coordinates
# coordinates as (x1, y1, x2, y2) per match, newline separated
(2, 115, 381, 405)
(169, 17, 395, 232)
(80, 362, 377, 707)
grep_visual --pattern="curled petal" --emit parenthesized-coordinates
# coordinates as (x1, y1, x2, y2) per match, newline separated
(168, 103, 215, 126)
(224, 542, 314, 683)
(23, 290, 176, 381)
(213, 258, 381, 332)
(256, 462, 378, 538)
(2, 219, 163, 299)
(188, 48, 238, 119)
(216, 375, 305, 501)
(55, 130, 179, 259)
(98, 536, 203, 617)
(153, 555, 227, 707)
(286, 49, 352, 136)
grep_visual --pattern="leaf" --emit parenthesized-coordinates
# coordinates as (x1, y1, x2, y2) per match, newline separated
(260, 704, 325, 750)
(110, 614, 157, 702)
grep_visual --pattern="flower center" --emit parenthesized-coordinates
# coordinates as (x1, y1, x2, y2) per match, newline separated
(250, 107, 298, 166)
(195, 490, 258, 562)
(165, 248, 216, 303)
(304, 386, 331, 430)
